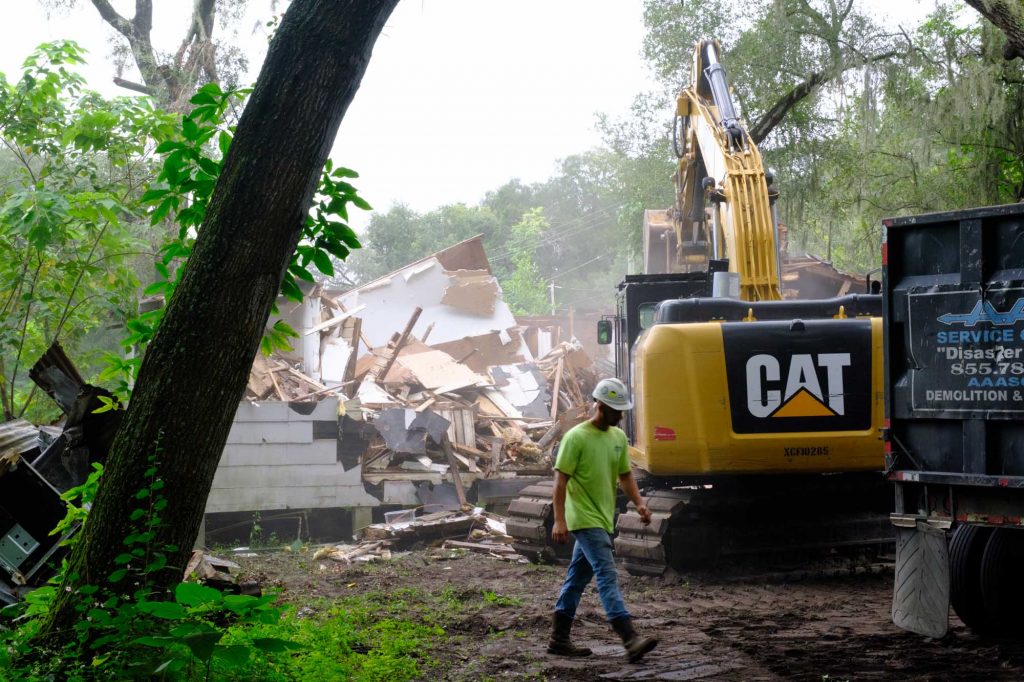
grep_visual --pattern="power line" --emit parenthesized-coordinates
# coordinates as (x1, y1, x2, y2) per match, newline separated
(486, 202, 627, 263)
(488, 214, 620, 265)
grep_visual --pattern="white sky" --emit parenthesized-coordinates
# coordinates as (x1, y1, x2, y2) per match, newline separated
(2, 0, 939, 229)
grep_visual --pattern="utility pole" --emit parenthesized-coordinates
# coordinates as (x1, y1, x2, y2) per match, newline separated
(548, 281, 558, 315)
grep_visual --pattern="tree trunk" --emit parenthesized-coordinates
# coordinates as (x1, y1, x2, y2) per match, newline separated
(38, 0, 399, 643)
(965, 0, 1024, 60)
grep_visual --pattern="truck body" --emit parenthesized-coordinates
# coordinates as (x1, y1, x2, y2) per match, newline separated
(885, 202, 1024, 637)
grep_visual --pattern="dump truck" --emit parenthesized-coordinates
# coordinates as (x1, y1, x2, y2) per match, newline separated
(508, 41, 891, 573)
(885, 202, 1024, 638)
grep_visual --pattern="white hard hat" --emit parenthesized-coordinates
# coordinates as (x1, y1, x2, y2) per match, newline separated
(592, 377, 633, 411)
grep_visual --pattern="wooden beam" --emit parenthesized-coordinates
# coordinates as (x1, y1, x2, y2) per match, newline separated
(373, 306, 422, 384)
(302, 304, 365, 335)
(549, 357, 564, 419)
(334, 299, 374, 351)
(343, 317, 361, 384)
(441, 434, 468, 508)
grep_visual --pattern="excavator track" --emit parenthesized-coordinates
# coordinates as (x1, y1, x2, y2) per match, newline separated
(506, 480, 573, 563)
(506, 472, 894, 576)
(614, 473, 894, 576)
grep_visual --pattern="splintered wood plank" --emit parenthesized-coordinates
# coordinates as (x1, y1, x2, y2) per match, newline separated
(441, 434, 468, 507)
(549, 357, 564, 419)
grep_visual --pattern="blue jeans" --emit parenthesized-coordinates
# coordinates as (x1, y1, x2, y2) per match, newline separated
(554, 527, 630, 622)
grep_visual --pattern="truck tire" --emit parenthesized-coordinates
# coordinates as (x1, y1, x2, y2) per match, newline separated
(979, 528, 1024, 633)
(949, 524, 992, 632)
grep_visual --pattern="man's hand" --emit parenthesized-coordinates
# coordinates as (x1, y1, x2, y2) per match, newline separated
(552, 519, 569, 544)
(637, 503, 652, 525)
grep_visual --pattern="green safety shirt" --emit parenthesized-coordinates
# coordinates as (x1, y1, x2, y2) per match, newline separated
(554, 421, 631, 533)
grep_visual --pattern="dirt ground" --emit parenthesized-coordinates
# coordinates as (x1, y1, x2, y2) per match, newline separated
(235, 548, 1024, 681)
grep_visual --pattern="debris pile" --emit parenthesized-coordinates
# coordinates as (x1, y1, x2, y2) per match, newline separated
(239, 235, 607, 511)
(314, 507, 526, 565)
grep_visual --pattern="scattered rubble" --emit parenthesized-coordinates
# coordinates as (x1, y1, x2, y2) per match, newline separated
(239, 235, 606, 519)
(314, 507, 528, 565)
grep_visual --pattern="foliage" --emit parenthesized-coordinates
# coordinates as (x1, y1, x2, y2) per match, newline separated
(0, 456, 302, 681)
(0, 41, 177, 421)
(501, 208, 550, 315)
(99, 80, 368, 396)
(346, 150, 635, 314)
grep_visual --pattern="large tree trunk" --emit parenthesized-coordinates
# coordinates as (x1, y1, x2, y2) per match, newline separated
(965, 0, 1024, 60)
(39, 0, 400, 642)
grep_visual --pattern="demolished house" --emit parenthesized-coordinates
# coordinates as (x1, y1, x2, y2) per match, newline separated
(0, 344, 124, 603)
(1, 236, 602, 599)
(206, 235, 601, 545)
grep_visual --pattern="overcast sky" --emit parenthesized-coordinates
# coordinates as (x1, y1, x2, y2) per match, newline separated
(4, 1, 935, 229)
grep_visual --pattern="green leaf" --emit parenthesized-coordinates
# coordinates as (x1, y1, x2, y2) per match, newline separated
(181, 117, 200, 140)
(142, 281, 169, 296)
(175, 582, 223, 608)
(140, 187, 169, 203)
(278, 275, 304, 304)
(133, 635, 175, 648)
(183, 631, 223, 661)
(154, 140, 183, 154)
(351, 196, 372, 211)
(137, 600, 187, 620)
(107, 568, 128, 583)
(223, 593, 276, 613)
(251, 637, 304, 653)
(312, 249, 334, 276)
(114, 553, 133, 565)
(213, 644, 250, 666)
(144, 554, 167, 573)
(331, 166, 359, 178)
(217, 130, 232, 156)
(198, 157, 220, 177)
(189, 89, 217, 106)
(272, 320, 299, 338)
(288, 262, 315, 283)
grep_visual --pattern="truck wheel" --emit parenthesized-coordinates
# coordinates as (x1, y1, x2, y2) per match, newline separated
(979, 528, 1024, 633)
(949, 524, 992, 632)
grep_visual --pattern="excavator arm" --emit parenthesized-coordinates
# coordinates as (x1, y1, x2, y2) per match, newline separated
(670, 40, 782, 302)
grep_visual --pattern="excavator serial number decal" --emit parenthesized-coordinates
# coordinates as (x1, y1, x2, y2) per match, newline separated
(722, 320, 873, 433)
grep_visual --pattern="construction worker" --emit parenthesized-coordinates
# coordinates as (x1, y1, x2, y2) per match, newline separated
(547, 377, 658, 663)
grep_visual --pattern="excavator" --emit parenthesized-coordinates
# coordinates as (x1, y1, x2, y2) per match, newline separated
(508, 40, 890, 575)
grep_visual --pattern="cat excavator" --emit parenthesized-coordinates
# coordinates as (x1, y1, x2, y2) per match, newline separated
(507, 40, 890, 575)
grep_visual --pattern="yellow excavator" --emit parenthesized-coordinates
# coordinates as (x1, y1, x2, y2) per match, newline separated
(509, 40, 889, 574)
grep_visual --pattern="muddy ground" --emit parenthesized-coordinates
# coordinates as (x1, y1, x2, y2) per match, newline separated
(235, 548, 1024, 681)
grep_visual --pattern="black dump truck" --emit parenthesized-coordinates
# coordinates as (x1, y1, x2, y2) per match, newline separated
(885, 202, 1024, 637)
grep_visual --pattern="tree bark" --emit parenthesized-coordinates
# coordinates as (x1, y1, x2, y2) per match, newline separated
(38, 0, 399, 644)
(965, 0, 1024, 60)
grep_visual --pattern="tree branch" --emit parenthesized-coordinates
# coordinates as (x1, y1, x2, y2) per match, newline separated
(750, 48, 902, 144)
(112, 76, 155, 95)
(88, 0, 133, 37)
(963, 0, 1024, 60)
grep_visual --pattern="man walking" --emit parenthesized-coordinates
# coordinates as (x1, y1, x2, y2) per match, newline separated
(547, 377, 658, 663)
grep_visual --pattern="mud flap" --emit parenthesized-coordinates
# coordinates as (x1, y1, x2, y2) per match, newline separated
(892, 522, 949, 638)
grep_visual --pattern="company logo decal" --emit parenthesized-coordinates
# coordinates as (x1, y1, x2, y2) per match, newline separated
(723, 320, 871, 434)
(938, 299, 1024, 327)
(745, 353, 850, 418)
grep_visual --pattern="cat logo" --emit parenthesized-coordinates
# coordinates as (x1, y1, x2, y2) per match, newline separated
(745, 353, 850, 418)
(722, 320, 872, 434)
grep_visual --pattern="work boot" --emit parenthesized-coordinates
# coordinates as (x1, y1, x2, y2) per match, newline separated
(610, 616, 658, 663)
(547, 612, 592, 657)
